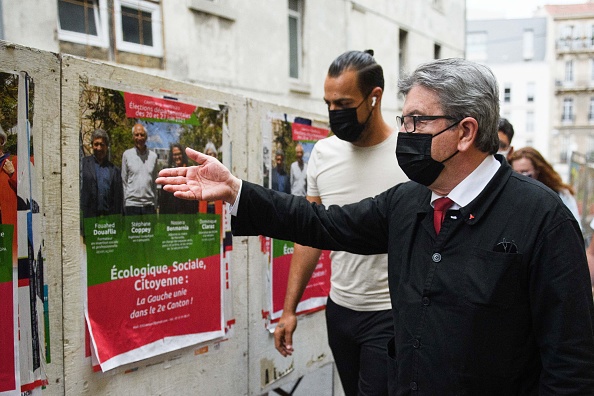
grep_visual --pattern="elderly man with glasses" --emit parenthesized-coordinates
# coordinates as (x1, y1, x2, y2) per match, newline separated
(157, 58, 594, 395)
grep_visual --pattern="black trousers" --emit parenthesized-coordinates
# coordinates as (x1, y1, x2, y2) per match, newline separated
(325, 297, 393, 396)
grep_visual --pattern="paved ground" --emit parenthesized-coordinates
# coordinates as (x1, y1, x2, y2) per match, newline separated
(266, 363, 336, 396)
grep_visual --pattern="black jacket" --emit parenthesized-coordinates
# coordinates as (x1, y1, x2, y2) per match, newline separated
(232, 157, 594, 395)
(81, 155, 123, 218)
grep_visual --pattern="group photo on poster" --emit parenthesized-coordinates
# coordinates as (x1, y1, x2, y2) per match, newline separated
(79, 83, 230, 371)
(261, 112, 331, 329)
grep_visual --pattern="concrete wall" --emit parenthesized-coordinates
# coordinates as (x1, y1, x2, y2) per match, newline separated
(1, 41, 338, 396)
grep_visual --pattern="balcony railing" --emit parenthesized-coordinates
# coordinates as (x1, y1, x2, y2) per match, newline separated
(556, 37, 594, 51)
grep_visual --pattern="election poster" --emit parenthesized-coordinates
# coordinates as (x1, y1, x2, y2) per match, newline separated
(79, 83, 232, 371)
(0, 71, 48, 394)
(16, 72, 47, 394)
(0, 71, 18, 395)
(0, 224, 16, 394)
(261, 112, 331, 330)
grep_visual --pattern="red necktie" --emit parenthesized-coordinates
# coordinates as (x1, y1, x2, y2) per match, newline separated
(433, 197, 454, 235)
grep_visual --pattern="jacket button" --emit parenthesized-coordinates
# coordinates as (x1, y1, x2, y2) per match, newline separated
(432, 253, 441, 262)
(410, 381, 418, 390)
(422, 297, 430, 306)
(413, 339, 420, 348)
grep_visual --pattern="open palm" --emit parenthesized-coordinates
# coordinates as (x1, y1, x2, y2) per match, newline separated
(156, 148, 239, 203)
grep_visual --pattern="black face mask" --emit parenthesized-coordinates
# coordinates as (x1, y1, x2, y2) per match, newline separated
(395, 121, 461, 186)
(328, 97, 374, 142)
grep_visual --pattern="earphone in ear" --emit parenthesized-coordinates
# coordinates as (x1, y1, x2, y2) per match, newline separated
(372, 97, 377, 107)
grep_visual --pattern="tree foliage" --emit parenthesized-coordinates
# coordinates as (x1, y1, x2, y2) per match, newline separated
(0, 72, 35, 155)
(79, 82, 225, 169)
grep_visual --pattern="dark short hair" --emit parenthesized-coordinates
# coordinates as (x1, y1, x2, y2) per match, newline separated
(328, 50, 384, 96)
(498, 118, 514, 144)
(91, 129, 109, 146)
(168, 143, 188, 167)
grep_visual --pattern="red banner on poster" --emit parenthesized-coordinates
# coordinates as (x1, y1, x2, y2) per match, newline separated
(291, 123, 330, 142)
(124, 92, 197, 122)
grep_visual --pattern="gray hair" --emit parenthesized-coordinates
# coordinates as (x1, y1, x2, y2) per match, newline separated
(91, 128, 109, 146)
(132, 123, 146, 134)
(0, 125, 6, 146)
(204, 141, 218, 155)
(398, 58, 500, 154)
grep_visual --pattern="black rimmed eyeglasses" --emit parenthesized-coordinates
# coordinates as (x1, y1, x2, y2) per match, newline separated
(396, 115, 457, 133)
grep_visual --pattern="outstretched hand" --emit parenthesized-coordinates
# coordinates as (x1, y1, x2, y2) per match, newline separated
(156, 147, 241, 204)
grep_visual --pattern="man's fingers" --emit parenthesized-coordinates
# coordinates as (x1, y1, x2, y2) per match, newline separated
(284, 329, 294, 354)
(274, 326, 292, 357)
(173, 190, 199, 200)
(158, 167, 187, 178)
(274, 326, 285, 352)
(186, 147, 211, 164)
(156, 174, 189, 186)
(162, 184, 190, 193)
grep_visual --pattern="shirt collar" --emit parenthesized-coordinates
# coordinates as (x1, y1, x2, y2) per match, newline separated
(431, 155, 500, 209)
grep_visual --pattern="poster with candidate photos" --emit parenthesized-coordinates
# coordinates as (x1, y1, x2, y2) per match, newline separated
(261, 112, 332, 331)
(79, 82, 234, 371)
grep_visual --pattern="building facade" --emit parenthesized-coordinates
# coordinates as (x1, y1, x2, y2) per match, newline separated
(543, 3, 594, 174)
(0, 0, 466, 121)
(466, 17, 552, 159)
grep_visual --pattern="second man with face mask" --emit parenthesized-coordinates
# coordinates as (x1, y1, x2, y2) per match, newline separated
(273, 50, 408, 396)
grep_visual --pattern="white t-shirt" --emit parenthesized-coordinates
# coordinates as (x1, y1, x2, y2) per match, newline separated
(307, 133, 408, 311)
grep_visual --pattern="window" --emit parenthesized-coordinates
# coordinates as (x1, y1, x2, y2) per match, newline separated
(57, 0, 108, 47)
(288, 0, 303, 79)
(467, 31, 487, 61)
(559, 134, 570, 163)
(527, 82, 535, 102)
(114, 0, 163, 57)
(526, 111, 534, 133)
(571, 24, 583, 49)
(560, 25, 574, 50)
(590, 58, 594, 83)
(591, 24, 594, 48)
(588, 135, 594, 161)
(434, 43, 441, 59)
(565, 60, 574, 83)
(523, 29, 534, 60)
(589, 97, 594, 122)
(399, 29, 409, 72)
(503, 85, 511, 103)
(562, 97, 574, 123)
